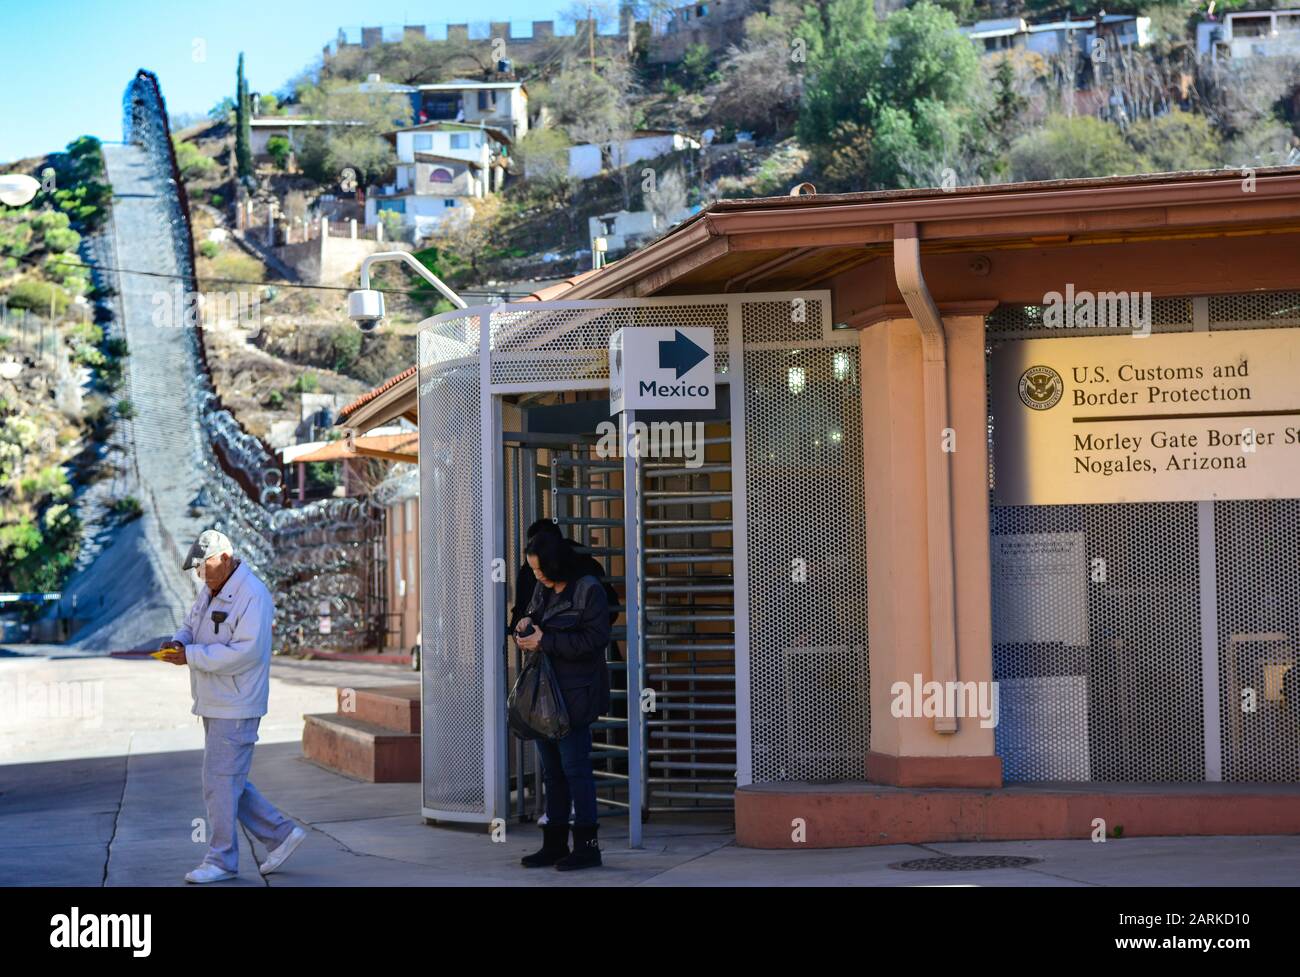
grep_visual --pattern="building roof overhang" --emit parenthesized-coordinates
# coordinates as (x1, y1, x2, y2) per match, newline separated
(338, 167, 1300, 431)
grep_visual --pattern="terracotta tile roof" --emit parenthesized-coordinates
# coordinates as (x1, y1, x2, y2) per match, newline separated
(518, 268, 604, 302)
(291, 432, 418, 463)
(337, 364, 416, 421)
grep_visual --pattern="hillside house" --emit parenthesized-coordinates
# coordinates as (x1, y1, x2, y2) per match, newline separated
(960, 14, 1151, 57)
(366, 121, 510, 239)
(248, 118, 358, 159)
(413, 81, 529, 142)
(568, 129, 701, 180)
(1197, 9, 1300, 60)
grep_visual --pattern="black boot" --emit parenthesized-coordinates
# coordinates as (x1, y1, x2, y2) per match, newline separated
(555, 823, 601, 871)
(521, 824, 570, 868)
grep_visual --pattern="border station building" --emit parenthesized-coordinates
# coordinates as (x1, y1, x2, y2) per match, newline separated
(338, 168, 1300, 847)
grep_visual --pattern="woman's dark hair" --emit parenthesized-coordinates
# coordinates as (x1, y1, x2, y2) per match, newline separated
(526, 518, 562, 541)
(525, 531, 581, 583)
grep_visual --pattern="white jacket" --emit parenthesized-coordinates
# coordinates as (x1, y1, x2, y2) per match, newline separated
(172, 561, 274, 719)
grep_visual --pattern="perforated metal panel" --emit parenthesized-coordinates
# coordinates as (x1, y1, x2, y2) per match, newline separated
(988, 291, 1300, 784)
(989, 502, 1204, 781)
(743, 329, 869, 784)
(419, 316, 488, 815)
(417, 292, 867, 825)
(487, 301, 730, 385)
(742, 296, 826, 345)
(1208, 290, 1300, 782)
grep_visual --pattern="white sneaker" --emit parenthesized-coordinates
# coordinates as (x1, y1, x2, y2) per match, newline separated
(185, 863, 236, 883)
(259, 826, 307, 875)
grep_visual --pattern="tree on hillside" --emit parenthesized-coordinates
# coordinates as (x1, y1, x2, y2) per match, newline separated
(235, 53, 253, 181)
(797, 0, 993, 190)
(1196, 54, 1300, 141)
(1126, 110, 1222, 172)
(295, 81, 412, 187)
(543, 58, 641, 155)
(990, 56, 1029, 152)
(645, 165, 688, 230)
(541, 57, 643, 206)
(1008, 115, 1139, 181)
(516, 128, 576, 207)
(709, 4, 805, 138)
(427, 195, 504, 281)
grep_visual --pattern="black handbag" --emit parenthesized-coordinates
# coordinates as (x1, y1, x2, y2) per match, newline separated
(507, 650, 571, 741)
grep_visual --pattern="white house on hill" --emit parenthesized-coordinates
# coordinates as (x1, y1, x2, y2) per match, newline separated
(568, 129, 701, 180)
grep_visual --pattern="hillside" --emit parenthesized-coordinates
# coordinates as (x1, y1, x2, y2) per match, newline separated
(154, 0, 1300, 451)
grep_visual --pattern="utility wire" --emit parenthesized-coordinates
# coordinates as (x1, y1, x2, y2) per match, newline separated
(25, 253, 548, 300)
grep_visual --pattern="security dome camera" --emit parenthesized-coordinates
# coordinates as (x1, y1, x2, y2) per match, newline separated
(348, 288, 385, 332)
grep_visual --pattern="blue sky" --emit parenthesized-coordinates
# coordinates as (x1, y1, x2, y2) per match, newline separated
(0, 0, 600, 163)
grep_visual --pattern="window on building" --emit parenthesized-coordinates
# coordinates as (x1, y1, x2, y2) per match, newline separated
(413, 133, 433, 151)
(478, 90, 496, 111)
(1233, 15, 1271, 37)
(378, 199, 405, 214)
(422, 94, 459, 119)
(450, 133, 469, 149)
(444, 199, 457, 208)
(430, 167, 453, 183)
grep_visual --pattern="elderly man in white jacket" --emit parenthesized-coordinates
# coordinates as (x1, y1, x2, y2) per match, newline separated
(157, 529, 307, 883)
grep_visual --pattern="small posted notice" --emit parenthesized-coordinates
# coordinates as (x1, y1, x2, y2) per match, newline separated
(991, 532, 1088, 647)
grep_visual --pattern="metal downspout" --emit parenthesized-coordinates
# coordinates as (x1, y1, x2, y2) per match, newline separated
(893, 223, 959, 734)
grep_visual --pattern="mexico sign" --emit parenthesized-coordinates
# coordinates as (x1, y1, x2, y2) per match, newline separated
(609, 327, 715, 414)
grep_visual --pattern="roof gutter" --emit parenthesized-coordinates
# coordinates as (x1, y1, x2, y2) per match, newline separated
(894, 222, 959, 734)
(563, 170, 1300, 302)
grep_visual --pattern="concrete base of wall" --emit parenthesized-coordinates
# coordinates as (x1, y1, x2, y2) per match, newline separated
(866, 751, 1003, 788)
(735, 780, 1300, 849)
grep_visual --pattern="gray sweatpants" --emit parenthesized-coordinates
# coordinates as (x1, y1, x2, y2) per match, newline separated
(201, 717, 295, 872)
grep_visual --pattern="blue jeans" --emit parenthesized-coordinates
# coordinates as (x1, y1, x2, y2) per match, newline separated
(535, 723, 597, 827)
(201, 717, 295, 871)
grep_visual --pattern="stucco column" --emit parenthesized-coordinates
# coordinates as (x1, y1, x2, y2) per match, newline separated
(860, 315, 1001, 787)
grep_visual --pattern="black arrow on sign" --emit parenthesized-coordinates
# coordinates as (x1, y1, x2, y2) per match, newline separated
(658, 330, 708, 379)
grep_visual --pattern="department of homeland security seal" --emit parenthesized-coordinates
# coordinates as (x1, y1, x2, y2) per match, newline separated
(1018, 365, 1063, 410)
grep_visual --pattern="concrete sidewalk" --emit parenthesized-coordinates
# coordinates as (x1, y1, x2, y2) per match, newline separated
(7, 736, 1300, 886)
(4, 652, 1300, 885)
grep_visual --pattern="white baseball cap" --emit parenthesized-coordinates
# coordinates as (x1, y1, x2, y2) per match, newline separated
(182, 529, 233, 571)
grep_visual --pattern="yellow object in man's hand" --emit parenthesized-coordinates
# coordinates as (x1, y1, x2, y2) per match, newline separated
(153, 641, 186, 664)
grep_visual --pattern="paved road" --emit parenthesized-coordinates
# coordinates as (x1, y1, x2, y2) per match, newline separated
(3, 651, 1299, 887)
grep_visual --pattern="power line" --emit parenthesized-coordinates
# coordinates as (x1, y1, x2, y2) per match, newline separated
(26, 253, 547, 300)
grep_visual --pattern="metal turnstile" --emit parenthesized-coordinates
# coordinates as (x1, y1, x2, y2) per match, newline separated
(640, 425, 737, 812)
(501, 417, 738, 824)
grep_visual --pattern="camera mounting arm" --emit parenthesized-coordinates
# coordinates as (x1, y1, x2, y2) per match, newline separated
(348, 251, 467, 329)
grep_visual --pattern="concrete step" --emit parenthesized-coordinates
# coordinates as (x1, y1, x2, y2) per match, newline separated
(337, 685, 420, 734)
(302, 713, 420, 783)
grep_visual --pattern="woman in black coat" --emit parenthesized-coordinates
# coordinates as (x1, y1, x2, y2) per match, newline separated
(513, 532, 611, 870)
